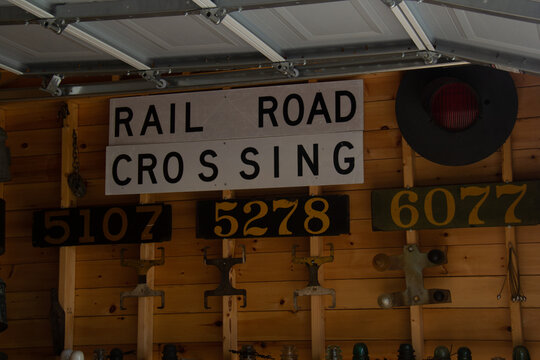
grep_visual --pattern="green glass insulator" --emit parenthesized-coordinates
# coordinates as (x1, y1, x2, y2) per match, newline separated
(457, 347, 472, 360)
(326, 345, 342, 360)
(397, 344, 415, 360)
(352, 343, 369, 360)
(513, 346, 530, 360)
(433, 346, 451, 360)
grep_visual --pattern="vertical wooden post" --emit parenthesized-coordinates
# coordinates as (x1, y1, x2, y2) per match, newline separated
(138, 194, 155, 360)
(309, 186, 325, 360)
(59, 102, 78, 350)
(401, 139, 424, 358)
(222, 189, 238, 360)
(502, 139, 524, 346)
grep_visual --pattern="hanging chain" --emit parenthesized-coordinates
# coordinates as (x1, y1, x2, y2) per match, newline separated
(59, 102, 87, 198)
(72, 129, 80, 177)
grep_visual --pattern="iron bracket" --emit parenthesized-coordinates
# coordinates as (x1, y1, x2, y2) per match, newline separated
(373, 244, 451, 308)
(201, 7, 228, 25)
(292, 243, 336, 311)
(203, 244, 247, 309)
(119, 247, 165, 310)
(141, 70, 168, 89)
(419, 50, 442, 64)
(273, 61, 299, 78)
(39, 18, 69, 34)
(41, 74, 64, 96)
(380, 0, 403, 8)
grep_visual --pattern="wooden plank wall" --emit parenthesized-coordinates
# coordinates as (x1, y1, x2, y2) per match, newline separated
(0, 71, 538, 359)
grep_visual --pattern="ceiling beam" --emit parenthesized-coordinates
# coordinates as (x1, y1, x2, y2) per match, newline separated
(193, 0, 288, 69)
(6, 0, 150, 71)
(0, 56, 23, 75)
(383, 0, 435, 52)
(0, 0, 348, 25)
(410, 0, 540, 24)
(436, 39, 540, 75)
(13, 40, 414, 76)
(0, 52, 466, 101)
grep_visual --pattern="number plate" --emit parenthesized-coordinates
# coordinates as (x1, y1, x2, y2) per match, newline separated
(196, 195, 349, 239)
(32, 204, 172, 247)
(372, 181, 540, 231)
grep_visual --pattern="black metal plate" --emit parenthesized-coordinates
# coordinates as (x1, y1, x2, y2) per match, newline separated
(32, 204, 172, 247)
(372, 181, 540, 231)
(197, 195, 349, 239)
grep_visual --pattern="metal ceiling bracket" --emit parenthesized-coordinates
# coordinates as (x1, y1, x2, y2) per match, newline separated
(381, 0, 403, 8)
(419, 50, 442, 64)
(141, 70, 168, 89)
(202, 7, 228, 24)
(39, 18, 69, 35)
(292, 243, 336, 311)
(273, 61, 299, 78)
(119, 247, 165, 310)
(40, 74, 63, 96)
(373, 244, 451, 308)
(203, 244, 247, 309)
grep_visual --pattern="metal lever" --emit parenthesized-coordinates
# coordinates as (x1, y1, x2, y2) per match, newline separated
(120, 247, 165, 310)
(373, 244, 451, 308)
(292, 243, 336, 311)
(203, 245, 247, 309)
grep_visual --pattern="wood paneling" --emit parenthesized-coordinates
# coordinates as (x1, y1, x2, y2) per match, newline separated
(1, 71, 539, 359)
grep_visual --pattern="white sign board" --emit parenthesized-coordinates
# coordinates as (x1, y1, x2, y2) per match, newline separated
(106, 80, 364, 194)
(106, 132, 363, 194)
(109, 80, 363, 145)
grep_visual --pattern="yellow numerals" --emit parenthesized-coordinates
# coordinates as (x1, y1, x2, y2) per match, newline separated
(389, 183, 528, 229)
(496, 184, 527, 223)
(391, 191, 419, 228)
(42, 205, 164, 245)
(212, 197, 334, 237)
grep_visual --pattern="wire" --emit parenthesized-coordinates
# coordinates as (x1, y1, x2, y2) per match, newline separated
(508, 244, 526, 302)
(497, 244, 526, 302)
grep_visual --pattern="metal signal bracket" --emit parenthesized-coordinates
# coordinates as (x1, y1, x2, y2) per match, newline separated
(373, 244, 451, 308)
(203, 244, 247, 309)
(120, 247, 165, 310)
(292, 243, 336, 311)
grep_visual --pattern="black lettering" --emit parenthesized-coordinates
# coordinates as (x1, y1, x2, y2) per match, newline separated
(138, 153, 157, 184)
(259, 96, 278, 127)
(298, 144, 319, 176)
(185, 102, 203, 133)
(163, 152, 183, 183)
(335, 91, 356, 123)
(114, 107, 133, 137)
(283, 93, 304, 126)
(170, 103, 176, 134)
(274, 146, 279, 178)
(140, 105, 163, 136)
(199, 150, 218, 182)
(112, 154, 132, 186)
(240, 147, 260, 180)
(307, 92, 331, 124)
(333, 141, 355, 174)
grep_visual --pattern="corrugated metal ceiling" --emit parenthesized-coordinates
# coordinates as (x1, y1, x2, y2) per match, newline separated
(0, 0, 538, 98)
